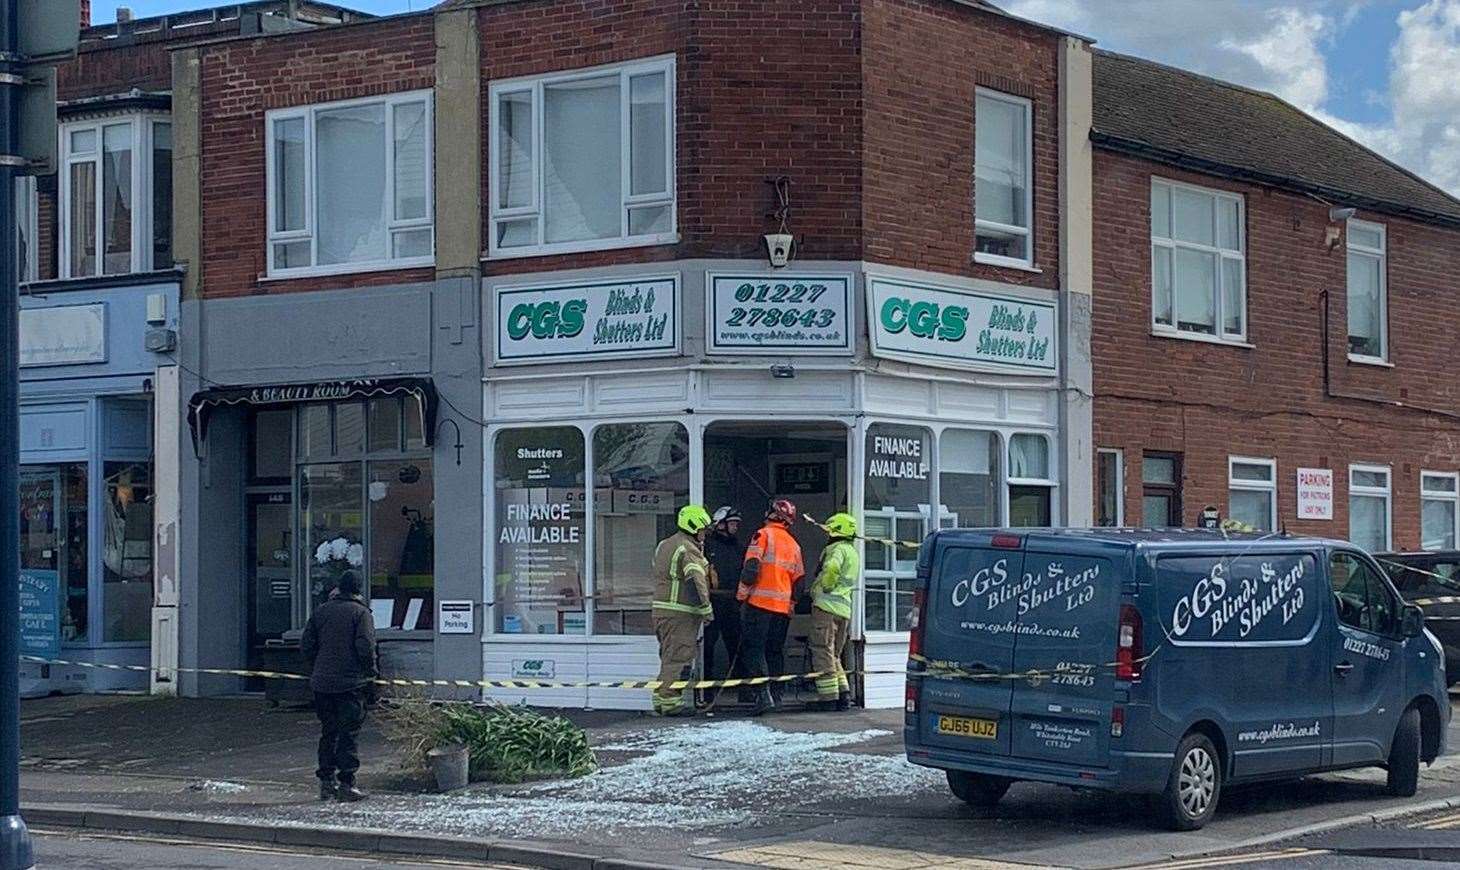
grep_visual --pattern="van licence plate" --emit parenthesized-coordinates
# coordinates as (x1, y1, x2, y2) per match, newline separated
(936, 715, 997, 739)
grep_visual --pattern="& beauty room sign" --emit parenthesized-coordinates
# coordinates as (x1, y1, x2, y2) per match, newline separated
(493, 275, 680, 364)
(867, 277, 1057, 374)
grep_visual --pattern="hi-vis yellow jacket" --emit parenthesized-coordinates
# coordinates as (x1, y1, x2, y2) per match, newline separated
(651, 531, 713, 618)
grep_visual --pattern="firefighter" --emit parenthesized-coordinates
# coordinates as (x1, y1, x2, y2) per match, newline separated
(703, 507, 745, 680)
(737, 499, 804, 715)
(651, 505, 714, 717)
(809, 512, 859, 711)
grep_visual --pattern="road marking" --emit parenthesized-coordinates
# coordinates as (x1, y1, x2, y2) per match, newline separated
(1123, 847, 1327, 869)
(1413, 810, 1460, 830)
(31, 827, 507, 867)
(712, 840, 1057, 869)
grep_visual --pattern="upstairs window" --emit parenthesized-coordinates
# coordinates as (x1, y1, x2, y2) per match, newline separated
(1346, 219, 1387, 362)
(1421, 472, 1458, 551)
(1349, 464, 1391, 553)
(1228, 456, 1277, 532)
(1151, 179, 1246, 342)
(60, 116, 171, 278)
(14, 176, 37, 284)
(266, 91, 434, 277)
(490, 55, 676, 258)
(974, 89, 1033, 268)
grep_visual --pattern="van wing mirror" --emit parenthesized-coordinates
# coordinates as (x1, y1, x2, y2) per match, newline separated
(1402, 603, 1426, 639)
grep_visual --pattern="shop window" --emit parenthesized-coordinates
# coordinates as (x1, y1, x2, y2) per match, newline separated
(14, 176, 37, 284)
(489, 55, 676, 257)
(494, 426, 587, 635)
(250, 409, 293, 484)
(1422, 472, 1459, 551)
(1142, 452, 1182, 527)
(367, 459, 434, 630)
(19, 464, 89, 643)
(301, 461, 365, 606)
(974, 89, 1033, 267)
(103, 462, 153, 642)
(1347, 220, 1387, 362)
(1349, 464, 1391, 552)
(1228, 456, 1277, 532)
(1330, 551, 1399, 635)
(266, 91, 434, 276)
(939, 429, 1000, 529)
(1096, 448, 1123, 527)
(60, 116, 171, 278)
(864, 423, 931, 633)
(1008, 433, 1054, 527)
(592, 422, 689, 634)
(1151, 178, 1245, 341)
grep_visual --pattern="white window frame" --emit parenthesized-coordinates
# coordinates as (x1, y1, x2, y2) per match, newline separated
(1420, 470, 1459, 552)
(1228, 456, 1277, 532)
(1346, 218, 1388, 364)
(1150, 177, 1247, 344)
(15, 175, 38, 284)
(974, 88, 1035, 270)
(1096, 447, 1124, 527)
(1006, 431, 1058, 524)
(1348, 463, 1393, 552)
(488, 54, 677, 260)
(59, 114, 171, 279)
(264, 90, 435, 279)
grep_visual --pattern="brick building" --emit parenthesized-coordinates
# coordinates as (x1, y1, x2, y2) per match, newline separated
(1089, 51, 1460, 554)
(169, 0, 1096, 708)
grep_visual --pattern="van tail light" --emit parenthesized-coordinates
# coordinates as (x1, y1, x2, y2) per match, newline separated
(991, 533, 1023, 549)
(1110, 705, 1125, 738)
(1116, 604, 1143, 682)
(905, 681, 919, 714)
(908, 588, 928, 659)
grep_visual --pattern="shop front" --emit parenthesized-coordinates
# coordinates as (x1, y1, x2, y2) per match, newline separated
(481, 263, 1067, 710)
(17, 279, 180, 696)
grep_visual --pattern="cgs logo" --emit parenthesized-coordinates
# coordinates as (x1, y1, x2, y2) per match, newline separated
(506, 300, 587, 341)
(879, 296, 969, 343)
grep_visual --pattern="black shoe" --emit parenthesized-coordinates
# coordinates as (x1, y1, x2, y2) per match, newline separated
(835, 693, 851, 712)
(336, 783, 366, 802)
(750, 688, 775, 717)
(318, 780, 336, 801)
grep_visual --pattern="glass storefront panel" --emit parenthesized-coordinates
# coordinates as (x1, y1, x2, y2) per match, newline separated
(367, 458, 434, 630)
(864, 423, 930, 633)
(20, 464, 89, 643)
(301, 462, 365, 607)
(939, 429, 999, 528)
(592, 422, 689, 635)
(494, 426, 586, 635)
(102, 462, 153, 642)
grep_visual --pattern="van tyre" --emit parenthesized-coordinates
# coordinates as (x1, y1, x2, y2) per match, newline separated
(1158, 732, 1221, 831)
(947, 770, 1012, 808)
(1387, 707, 1421, 797)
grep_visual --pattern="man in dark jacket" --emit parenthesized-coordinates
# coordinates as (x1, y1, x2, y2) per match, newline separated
(301, 570, 376, 802)
(703, 507, 745, 680)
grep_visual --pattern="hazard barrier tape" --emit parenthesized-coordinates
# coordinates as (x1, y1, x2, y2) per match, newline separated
(801, 512, 923, 550)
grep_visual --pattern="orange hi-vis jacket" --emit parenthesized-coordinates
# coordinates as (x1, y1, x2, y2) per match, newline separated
(736, 520, 804, 616)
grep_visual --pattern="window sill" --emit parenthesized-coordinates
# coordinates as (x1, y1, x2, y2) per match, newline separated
(1347, 353, 1394, 368)
(1150, 328, 1254, 349)
(261, 258, 435, 282)
(973, 252, 1042, 273)
(485, 232, 680, 261)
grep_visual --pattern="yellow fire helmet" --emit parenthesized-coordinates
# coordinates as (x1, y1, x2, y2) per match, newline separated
(678, 504, 713, 535)
(825, 512, 857, 539)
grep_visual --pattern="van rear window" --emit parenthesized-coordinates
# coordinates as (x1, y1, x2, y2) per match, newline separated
(1158, 553, 1319, 644)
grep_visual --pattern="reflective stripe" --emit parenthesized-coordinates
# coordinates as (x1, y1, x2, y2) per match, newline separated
(653, 600, 712, 616)
(747, 588, 792, 601)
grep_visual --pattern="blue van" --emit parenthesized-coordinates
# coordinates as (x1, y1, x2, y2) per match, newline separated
(904, 529, 1449, 830)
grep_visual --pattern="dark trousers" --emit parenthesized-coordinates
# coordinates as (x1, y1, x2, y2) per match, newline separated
(703, 595, 743, 678)
(739, 604, 790, 697)
(314, 690, 366, 785)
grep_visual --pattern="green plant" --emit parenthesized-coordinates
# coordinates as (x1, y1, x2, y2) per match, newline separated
(437, 704, 598, 784)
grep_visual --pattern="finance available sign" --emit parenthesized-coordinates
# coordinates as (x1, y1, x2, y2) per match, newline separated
(494, 276, 679, 364)
(867, 278, 1057, 374)
(706, 273, 853, 354)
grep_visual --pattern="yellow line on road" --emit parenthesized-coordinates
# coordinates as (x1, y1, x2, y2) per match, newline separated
(31, 827, 508, 868)
(1124, 847, 1327, 869)
(1414, 810, 1460, 830)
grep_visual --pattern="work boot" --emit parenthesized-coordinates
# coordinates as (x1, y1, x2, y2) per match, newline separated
(750, 687, 775, 717)
(317, 778, 336, 801)
(336, 782, 366, 803)
(836, 692, 851, 712)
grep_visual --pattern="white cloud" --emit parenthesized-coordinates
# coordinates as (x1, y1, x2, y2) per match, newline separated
(1218, 8, 1331, 113)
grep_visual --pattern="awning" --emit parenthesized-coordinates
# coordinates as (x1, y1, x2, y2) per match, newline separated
(187, 377, 438, 455)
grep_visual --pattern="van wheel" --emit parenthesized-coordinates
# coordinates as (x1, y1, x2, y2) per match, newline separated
(1158, 732, 1221, 831)
(947, 770, 1012, 807)
(1387, 707, 1421, 797)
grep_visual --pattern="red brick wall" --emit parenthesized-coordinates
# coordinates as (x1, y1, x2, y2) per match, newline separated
(196, 15, 436, 298)
(476, 0, 864, 277)
(862, 0, 1061, 289)
(59, 40, 174, 102)
(1092, 149, 1460, 550)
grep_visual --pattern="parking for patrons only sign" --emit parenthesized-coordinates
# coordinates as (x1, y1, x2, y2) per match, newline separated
(1296, 468, 1334, 520)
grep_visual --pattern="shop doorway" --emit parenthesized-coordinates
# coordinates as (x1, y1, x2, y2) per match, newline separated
(701, 421, 850, 695)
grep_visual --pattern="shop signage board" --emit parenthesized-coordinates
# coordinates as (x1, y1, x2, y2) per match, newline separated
(1296, 468, 1334, 520)
(706, 273, 853, 354)
(20, 303, 106, 367)
(494, 276, 680, 364)
(867, 277, 1057, 374)
(513, 659, 557, 679)
(19, 568, 60, 660)
(438, 600, 475, 634)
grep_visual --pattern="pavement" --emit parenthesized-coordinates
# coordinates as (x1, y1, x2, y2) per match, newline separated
(19, 692, 1460, 869)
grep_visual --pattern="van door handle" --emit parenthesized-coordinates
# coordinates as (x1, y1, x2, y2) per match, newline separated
(1334, 661, 1355, 676)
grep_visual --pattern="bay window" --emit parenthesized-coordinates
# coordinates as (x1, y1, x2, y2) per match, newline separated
(489, 55, 676, 257)
(1421, 472, 1458, 551)
(864, 423, 931, 633)
(1346, 219, 1387, 362)
(60, 116, 172, 278)
(1008, 433, 1055, 526)
(1151, 179, 1246, 341)
(1348, 464, 1391, 552)
(266, 91, 434, 276)
(975, 89, 1033, 267)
